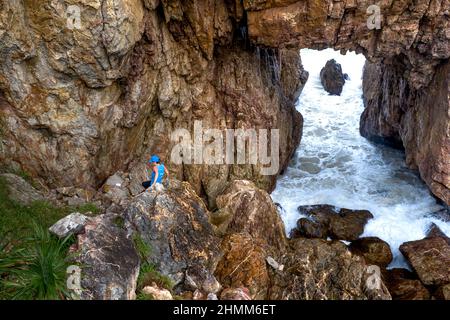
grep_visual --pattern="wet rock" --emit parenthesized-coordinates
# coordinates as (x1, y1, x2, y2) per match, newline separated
(349, 237, 393, 267)
(296, 205, 373, 241)
(400, 237, 450, 286)
(268, 238, 391, 300)
(125, 180, 221, 290)
(320, 59, 346, 95)
(291, 218, 328, 239)
(49, 212, 89, 238)
(426, 223, 450, 245)
(220, 287, 252, 300)
(142, 285, 173, 300)
(215, 233, 270, 300)
(384, 268, 431, 300)
(77, 214, 140, 300)
(212, 180, 287, 250)
(0, 173, 45, 205)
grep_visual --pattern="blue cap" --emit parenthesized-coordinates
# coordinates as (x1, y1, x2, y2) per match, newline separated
(150, 155, 160, 163)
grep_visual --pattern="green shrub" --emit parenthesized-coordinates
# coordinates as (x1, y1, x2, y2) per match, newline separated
(137, 263, 174, 292)
(1, 223, 72, 300)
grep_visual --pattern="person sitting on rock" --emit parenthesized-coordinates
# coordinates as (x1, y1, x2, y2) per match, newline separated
(142, 155, 169, 191)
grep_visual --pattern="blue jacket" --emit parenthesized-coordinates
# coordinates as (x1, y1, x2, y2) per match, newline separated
(150, 164, 165, 184)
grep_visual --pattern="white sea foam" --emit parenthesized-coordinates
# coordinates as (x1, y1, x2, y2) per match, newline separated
(271, 48, 449, 268)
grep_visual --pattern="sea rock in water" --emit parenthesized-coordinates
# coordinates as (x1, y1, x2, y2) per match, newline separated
(49, 212, 89, 238)
(384, 268, 431, 300)
(349, 237, 393, 267)
(400, 237, 450, 286)
(291, 218, 328, 239)
(76, 214, 140, 300)
(295, 205, 373, 241)
(0, 173, 45, 205)
(320, 59, 346, 95)
(125, 180, 221, 291)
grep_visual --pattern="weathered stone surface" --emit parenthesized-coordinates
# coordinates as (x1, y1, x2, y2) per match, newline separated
(320, 59, 346, 95)
(268, 238, 391, 300)
(77, 214, 140, 300)
(0, 173, 45, 205)
(220, 287, 252, 300)
(49, 212, 89, 238)
(142, 285, 173, 300)
(361, 59, 450, 204)
(212, 180, 287, 250)
(434, 284, 450, 300)
(0, 1, 304, 207)
(400, 237, 450, 286)
(291, 217, 328, 239)
(215, 233, 270, 300)
(246, 0, 450, 88)
(349, 237, 393, 268)
(294, 205, 373, 241)
(101, 172, 130, 205)
(124, 180, 222, 291)
(0, 0, 448, 206)
(384, 268, 431, 300)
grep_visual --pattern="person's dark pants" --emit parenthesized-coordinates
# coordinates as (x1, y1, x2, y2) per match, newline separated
(142, 181, 151, 189)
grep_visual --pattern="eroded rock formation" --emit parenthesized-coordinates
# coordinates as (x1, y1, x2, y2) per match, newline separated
(1, 0, 448, 205)
(244, 0, 450, 204)
(0, 0, 305, 205)
(361, 58, 450, 205)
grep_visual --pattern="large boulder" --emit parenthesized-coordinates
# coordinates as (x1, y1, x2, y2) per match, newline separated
(215, 233, 270, 300)
(49, 212, 90, 238)
(320, 59, 346, 96)
(426, 223, 450, 245)
(124, 180, 222, 293)
(400, 236, 450, 286)
(384, 268, 431, 300)
(76, 214, 140, 300)
(292, 205, 373, 241)
(349, 237, 393, 268)
(268, 238, 391, 300)
(212, 180, 287, 250)
(0, 173, 45, 205)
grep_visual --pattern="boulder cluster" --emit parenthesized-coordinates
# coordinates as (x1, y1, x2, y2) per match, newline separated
(14, 170, 441, 301)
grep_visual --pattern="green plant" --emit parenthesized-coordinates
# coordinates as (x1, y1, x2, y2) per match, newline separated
(133, 234, 151, 261)
(137, 263, 174, 292)
(74, 203, 100, 215)
(113, 216, 125, 229)
(1, 223, 71, 300)
(136, 292, 154, 300)
(132, 234, 174, 294)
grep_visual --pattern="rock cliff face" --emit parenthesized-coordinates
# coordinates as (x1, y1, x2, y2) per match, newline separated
(0, 0, 306, 205)
(244, 0, 450, 204)
(360, 58, 450, 205)
(0, 0, 449, 203)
